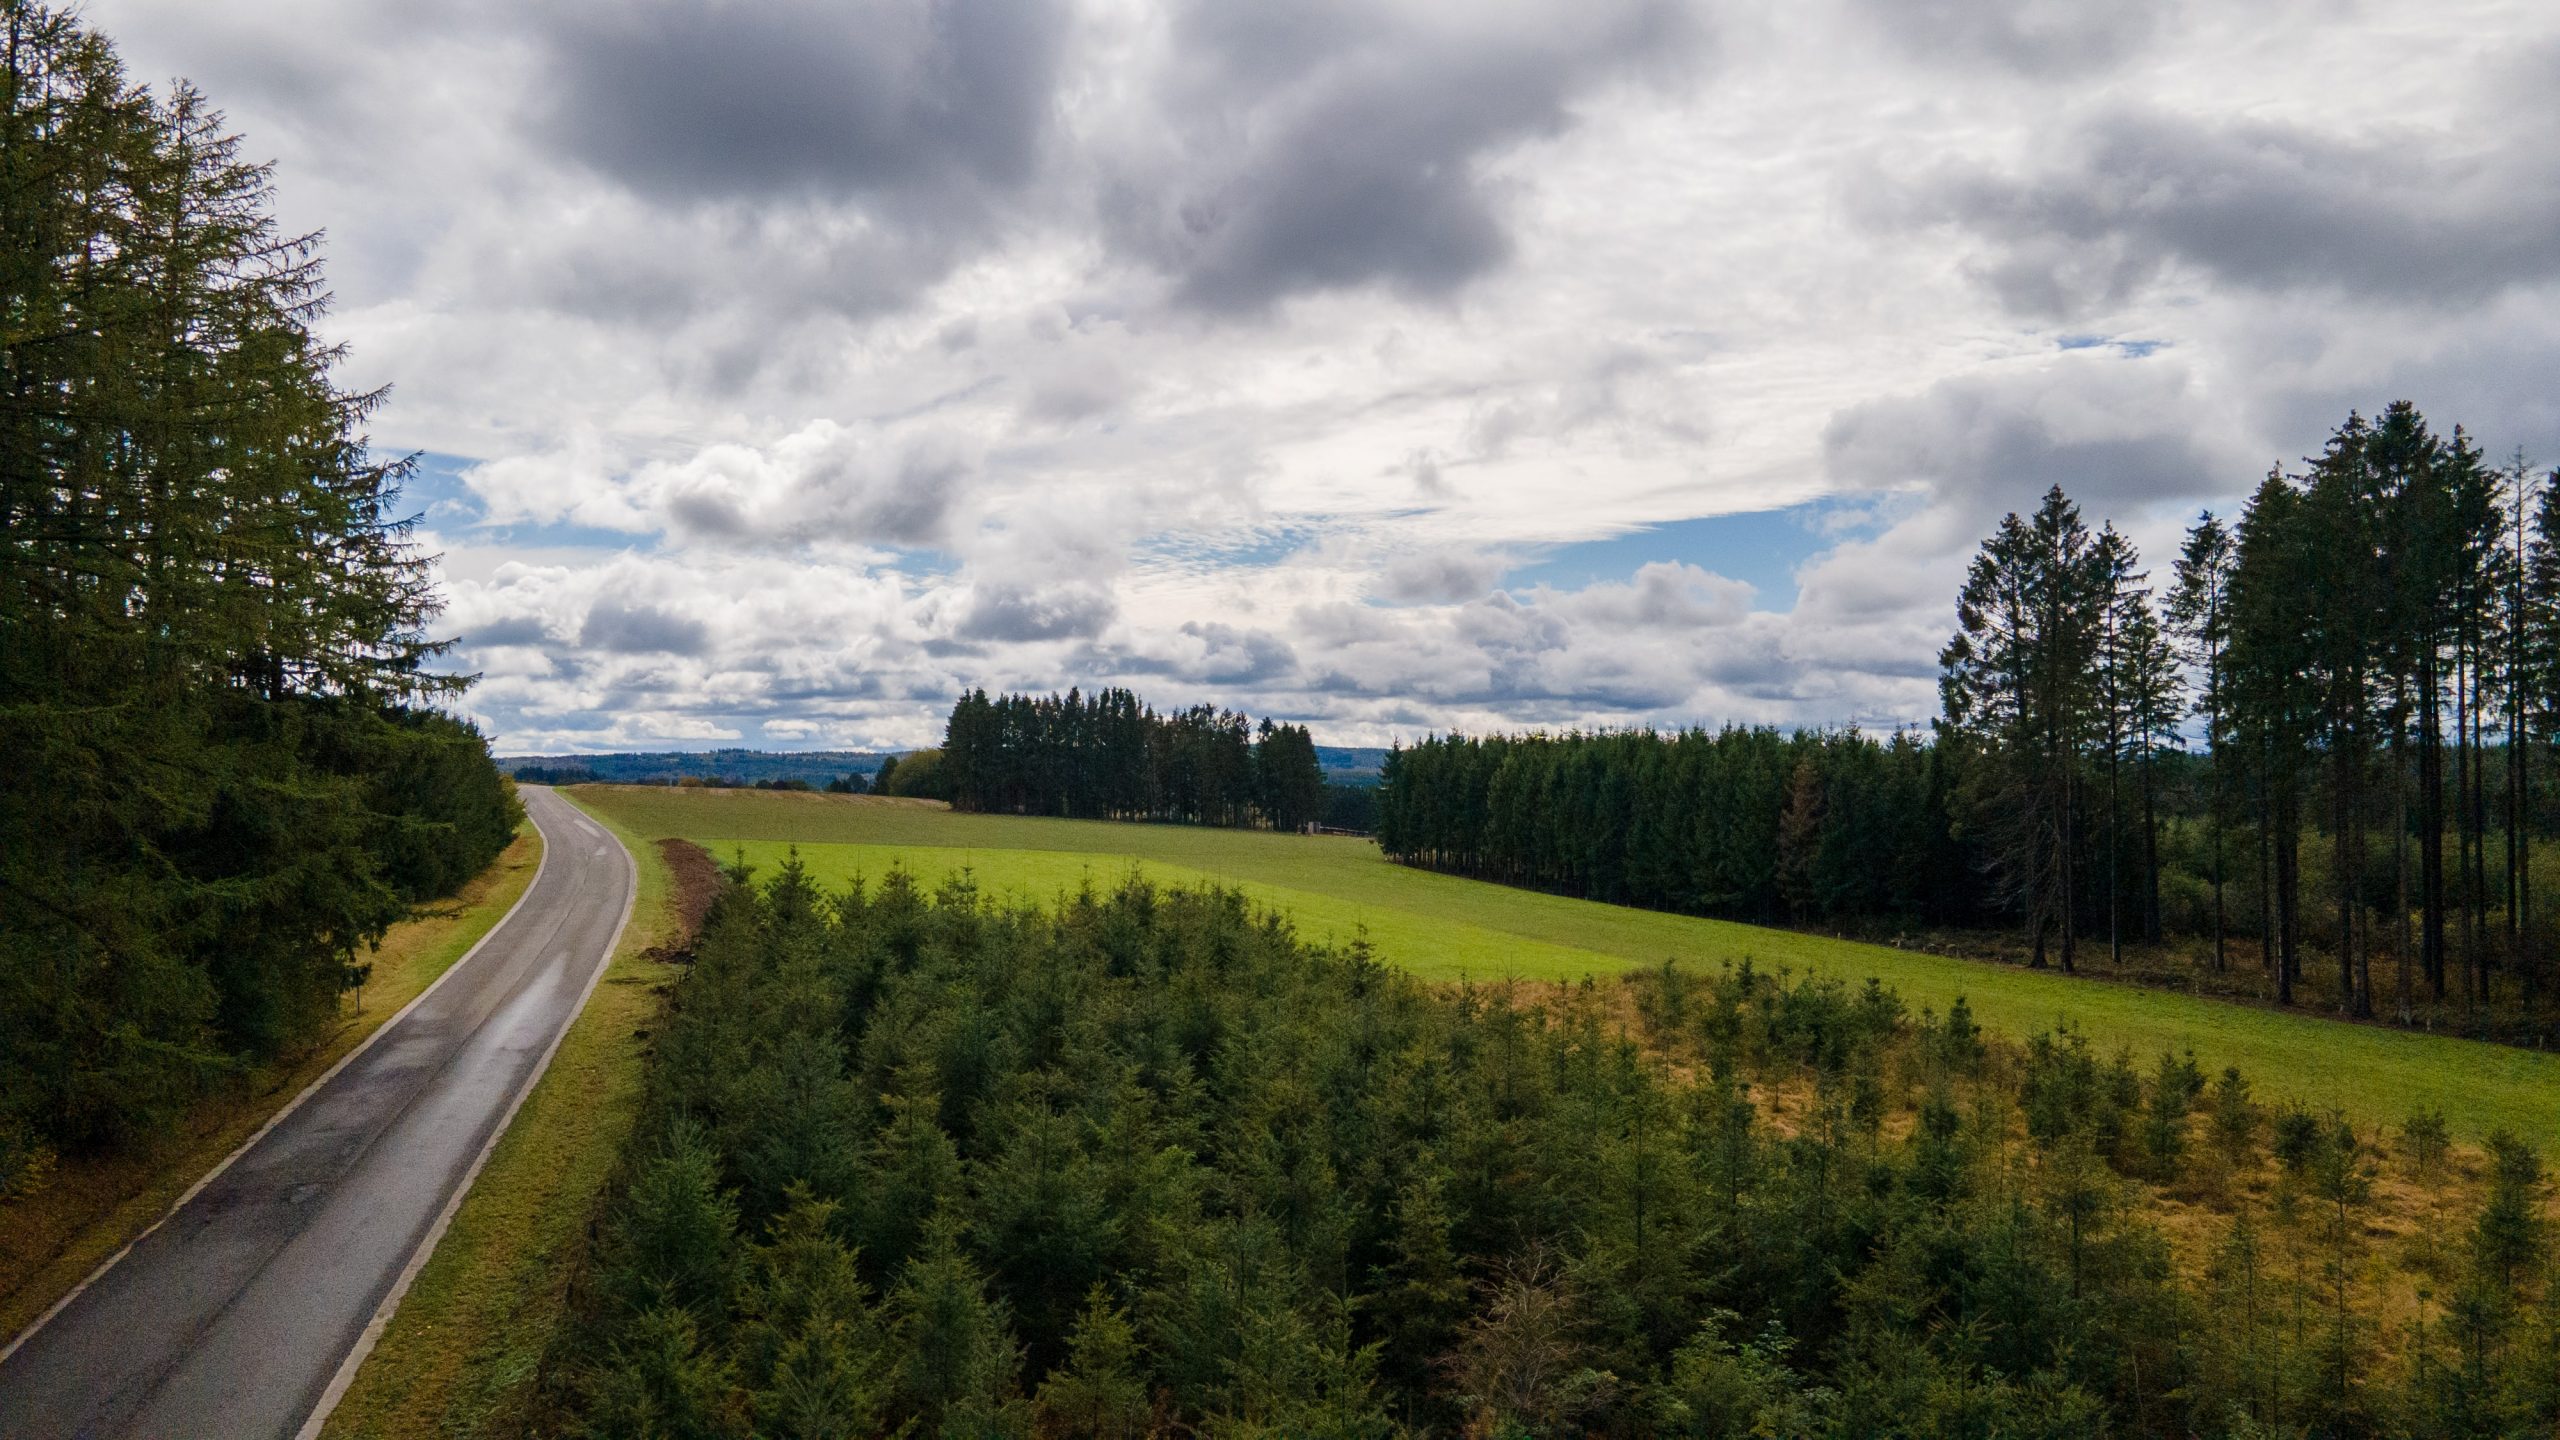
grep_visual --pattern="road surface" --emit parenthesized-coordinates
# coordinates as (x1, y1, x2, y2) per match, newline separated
(0, 786, 633, 1439)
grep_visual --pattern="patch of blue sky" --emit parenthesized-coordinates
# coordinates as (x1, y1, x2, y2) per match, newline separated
(1506, 498, 1885, 612)
(1136, 518, 1331, 578)
(2057, 334, 2166, 358)
(881, 546, 959, 580)
(386, 450, 657, 552)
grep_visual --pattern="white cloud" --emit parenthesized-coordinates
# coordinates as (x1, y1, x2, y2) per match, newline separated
(80, 0, 2560, 750)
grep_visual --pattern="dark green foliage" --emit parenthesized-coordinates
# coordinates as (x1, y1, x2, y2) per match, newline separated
(1376, 404, 2560, 1041)
(0, 2, 515, 1188)
(2401, 1106, 2452, 1185)
(551, 871, 2560, 1437)
(942, 686, 1324, 830)
(2272, 1105, 2327, 1176)
(1319, 781, 1380, 833)
(2470, 1134, 2544, 1296)
(876, 746, 949, 801)
(2141, 1048, 2205, 1177)
(2209, 1066, 2260, 1175)
(1377, 725, 1977, 923)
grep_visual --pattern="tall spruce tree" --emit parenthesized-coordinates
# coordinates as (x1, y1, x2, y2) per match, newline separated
(2169, 512, 2237, 970)
(2227, 471, 2319, 1002)
(0, 0, 510, 1174)
(1943, 487, 2104, 970)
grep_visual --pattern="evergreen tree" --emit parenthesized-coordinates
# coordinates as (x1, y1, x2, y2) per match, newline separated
(2170, 512, 2238, 970)
(0, 0, 514, 1181)
(1943, 487, 2106, 970)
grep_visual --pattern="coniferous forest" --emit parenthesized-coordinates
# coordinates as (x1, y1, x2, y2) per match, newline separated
(0, 8, 516, 1193)
(547, 862, 2560, 1438)
(1380, 406, 2560, 1042)
(943, 687, 1328, 831)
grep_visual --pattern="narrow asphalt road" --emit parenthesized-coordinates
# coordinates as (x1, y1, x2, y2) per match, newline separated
(0, 786, 633, 1440)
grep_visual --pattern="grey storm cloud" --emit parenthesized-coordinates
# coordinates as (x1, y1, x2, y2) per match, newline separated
(1822, 358, 2227, 521)
(461, 614, 555, 647)
(1905, 103, 2560, 318)
(1377, 549, 1508, 605)
(1107, 0, 1708, 313)
(1063, 626, 1300, 688)
(1179, 622, 1299, 686)
(958, 583, 1117, 642)
(1855, 0, 2171, 76)
(537, 0, 1070, 206)
(579, 601, 713, 656)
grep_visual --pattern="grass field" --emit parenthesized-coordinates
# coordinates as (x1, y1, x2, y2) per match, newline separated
(0, 827, 544, 1346)
(569, 785, 2560, 1142)
(321, 800, 683, 1440)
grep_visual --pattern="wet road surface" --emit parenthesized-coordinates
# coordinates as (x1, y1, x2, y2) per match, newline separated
(0, 786, 633, 1439)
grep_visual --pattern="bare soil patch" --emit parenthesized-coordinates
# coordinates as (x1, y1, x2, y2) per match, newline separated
(653, 837, 722, 949)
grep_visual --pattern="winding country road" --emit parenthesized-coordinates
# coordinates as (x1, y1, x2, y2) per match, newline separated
(0, 787, 632, 1439)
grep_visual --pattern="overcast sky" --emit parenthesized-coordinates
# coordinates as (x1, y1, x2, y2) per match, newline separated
(94, 0, 2560, 752)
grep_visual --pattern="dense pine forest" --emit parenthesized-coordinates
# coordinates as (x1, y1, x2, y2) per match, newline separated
(547, 862, 2560, 1438)
(0, 7, 515, 1194)
(943, 687, 1327, 830)
(1381, 406, 2560, 1041)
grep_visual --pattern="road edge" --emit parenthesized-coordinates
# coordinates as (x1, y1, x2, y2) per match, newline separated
(293, 792, 639, 1440)
(0, 815, 558, 1371)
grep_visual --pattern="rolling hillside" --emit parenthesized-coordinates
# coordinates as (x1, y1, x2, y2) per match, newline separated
(561, 784, 2560, 1139)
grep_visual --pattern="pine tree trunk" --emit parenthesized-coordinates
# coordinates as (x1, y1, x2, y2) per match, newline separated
(2422, 650, 2447, 1001)
(2472, 659, 2494, 1001)
(2521, 733, 2536, 1018)
(2260, 768, 2276, 978)
(2143, 754, 2162, 945)
(2109, 741, 2122, 968)
(2212, 739, 2227, 972)
(2336, 745, 2358, 1017)
(2458, 643, 2479, 1007)
(2353, 765, 2373, 1018)
(2276, 787, 2299, 1006)
(2062, 771, 2078, 973)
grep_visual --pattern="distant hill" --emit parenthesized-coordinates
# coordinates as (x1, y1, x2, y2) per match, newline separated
(500, 743, 1392, 788)
(1315, 746, 1389, 786)
(498, 749, 887, 787)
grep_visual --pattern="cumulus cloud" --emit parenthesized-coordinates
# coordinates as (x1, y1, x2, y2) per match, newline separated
(1892, 98, 2560, 319)
(1101, 0, 1710, 312)
(644, 423, 975, 548)
(1823, 353, 2233, 519)
(537, 0, 1070, 206)
(1855, 0, 2174, 76)
(579, 601, 713, 656)
(1378, 548, 1509, 604)
(76, 0, 2560, 750)
(959, 583, 1119, 643)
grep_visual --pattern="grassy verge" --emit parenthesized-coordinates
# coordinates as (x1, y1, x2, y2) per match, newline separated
(0, 827, 544, 1344)
(569, 785, 2560, 1140)
(317, 797, 683, 1440)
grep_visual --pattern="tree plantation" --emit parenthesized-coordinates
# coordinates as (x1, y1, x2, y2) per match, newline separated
(545, 862, 2560, 1438)
(0, 5, 514, 1192)
(944, 687, 1328, 832)
(1379, 405, 2560, 1043)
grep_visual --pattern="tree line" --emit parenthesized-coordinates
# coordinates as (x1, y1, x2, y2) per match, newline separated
(1377, 727, 1979, 926)
(1379, 404, 2560, 1038)
(0, 3, 515, 1193)
(943, 687, 1327, 830)
(1948, 404, 2557, 1020)
(542, 863, 2560, 1437)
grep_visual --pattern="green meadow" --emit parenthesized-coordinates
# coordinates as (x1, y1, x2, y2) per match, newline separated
(563, 785, 2560, 1140)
